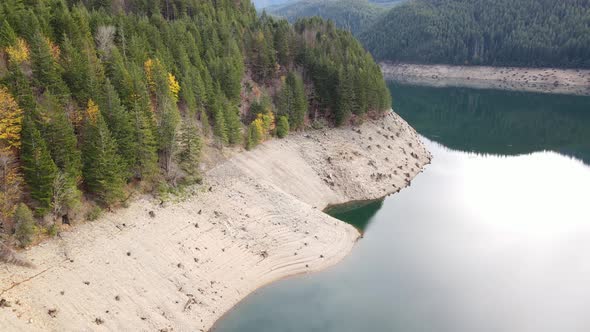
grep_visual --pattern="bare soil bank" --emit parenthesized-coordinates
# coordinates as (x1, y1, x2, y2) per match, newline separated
(381, 63, 590, 96)
(0, 112, 430, 332)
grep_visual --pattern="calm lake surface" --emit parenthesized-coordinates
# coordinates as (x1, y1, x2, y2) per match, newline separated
(214, 84, 590, 332)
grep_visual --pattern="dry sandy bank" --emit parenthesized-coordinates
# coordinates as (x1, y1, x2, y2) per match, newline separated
(0, 112, 430, 332)
(381, 62, 590, 95)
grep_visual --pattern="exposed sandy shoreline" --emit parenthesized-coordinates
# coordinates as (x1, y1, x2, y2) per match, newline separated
(0, 112, 430, 331)
(381, 62, 590, 95)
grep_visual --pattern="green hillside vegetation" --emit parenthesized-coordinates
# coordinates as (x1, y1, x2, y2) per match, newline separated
(268, 0, 395, 35)
(360, 0, 590, 68)
(254, 0, 294, 10)
(0, 0, 390, 245)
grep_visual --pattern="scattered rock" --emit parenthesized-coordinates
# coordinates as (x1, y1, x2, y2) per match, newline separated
(0, 299, 11, 308)
(48, 309, 58, 318)
(149, 211, 156, 218)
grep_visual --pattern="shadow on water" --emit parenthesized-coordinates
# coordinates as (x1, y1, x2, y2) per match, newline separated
(324, 199, 384, 232)
(389, 82, 590, 164)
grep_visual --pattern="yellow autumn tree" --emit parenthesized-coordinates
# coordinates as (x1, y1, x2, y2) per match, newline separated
(0, 88, 24, 152)
(45, 37, 60, 60)
(5, 38, 30, 64)
(253, 116, 265, 140)
(85, 99, 99, 125)
(144, 58, 156, 93)
(168, 73, 180, 102)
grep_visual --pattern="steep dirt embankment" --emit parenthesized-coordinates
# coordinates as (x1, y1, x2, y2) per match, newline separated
(0, 112, 430, 332)
(381, 63, 590, 95)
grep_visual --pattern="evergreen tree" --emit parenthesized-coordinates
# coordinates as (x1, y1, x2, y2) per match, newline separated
(213, 106, 228, 146)
(145, 58, 181, 173)
(199, 108, 210, 137)
(39, 94, 81, 184)
(81, 100, 125, 205)
(14, 203, 35, 247)
(176, 120, 202, 183)
(97, 79, 137, 176)
(289, 72, 307, 130)
(3, 61, 38, 120)
(224, 102, 243, 145)
(276, 115, 289, 138)
(128, 65, 159, 181)
(21, 117, 57, 214)
(30, 32, 69, 102)
(336, 68, 353, 126)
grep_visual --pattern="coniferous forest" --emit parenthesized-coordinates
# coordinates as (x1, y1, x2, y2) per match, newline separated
(266, 0, 393, 35)
(0, 0, 390, 244)
(360, 0, 590, 68)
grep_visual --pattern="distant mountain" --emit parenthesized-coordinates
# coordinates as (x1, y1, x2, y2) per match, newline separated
(253, 0, 294, 9)
(360, 0, 590, 68)
(266, 0, 404, 35)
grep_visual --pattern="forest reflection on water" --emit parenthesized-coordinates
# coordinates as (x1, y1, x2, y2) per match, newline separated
(389, 83, 590, 164)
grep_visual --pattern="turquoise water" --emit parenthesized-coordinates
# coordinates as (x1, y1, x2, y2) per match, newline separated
(214, 85, 590, 332)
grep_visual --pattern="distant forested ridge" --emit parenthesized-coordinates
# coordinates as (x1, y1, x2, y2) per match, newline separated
(360, 0, 590, 68)
(267, 0, 401, 35)
(254, 0, 294, 9)
(0, 0, 390, 245)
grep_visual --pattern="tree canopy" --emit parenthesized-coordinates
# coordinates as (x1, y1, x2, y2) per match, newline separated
(0, 0, 390, 240)
(360, 0, 590, 68)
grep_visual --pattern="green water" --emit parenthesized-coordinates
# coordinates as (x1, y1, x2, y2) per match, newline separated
(391, 83, 590, 164)
(214, 84, 590, 332)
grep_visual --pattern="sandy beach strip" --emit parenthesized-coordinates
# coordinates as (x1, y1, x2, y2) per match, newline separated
(0, 112, 430, 332)
(381, 62, 590, 96)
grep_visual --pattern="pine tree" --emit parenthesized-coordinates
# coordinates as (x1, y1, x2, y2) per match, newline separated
(276, 115, 289, 138)
(213, 106, 228, 146)
(128, 65, 159, 182)
(97, 79, 137, 176)
(14, 203, 35, 247)
(289, 72, 307, 130)
(30, 32, 69, 102)
(224, 102, 243, 145)
(144, 58, 181, 173)
(199, 108, 210, 137)
(40, 94, 81, 184)
(0, 19, 17, 48)
(176, 120, 202, 184)
(3, 60, 38, 120)
(81, 100, 125, 205)
(336, 68, 353, 126)
(21, 117, 58, 214)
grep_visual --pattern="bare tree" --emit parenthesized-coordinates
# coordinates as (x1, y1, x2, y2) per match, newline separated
(95, 25, 116, 60)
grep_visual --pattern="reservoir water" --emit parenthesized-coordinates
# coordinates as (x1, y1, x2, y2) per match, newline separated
(214, 84, 590, 332)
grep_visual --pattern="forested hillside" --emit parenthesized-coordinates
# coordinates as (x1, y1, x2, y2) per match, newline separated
(0, 0, 390, 246)
(267, 0, 394, 35)
(254, 0, 294, 9)
(360, 0, 590, 68)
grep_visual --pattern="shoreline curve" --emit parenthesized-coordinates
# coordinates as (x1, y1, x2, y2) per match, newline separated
(0, 111, 430, 332)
